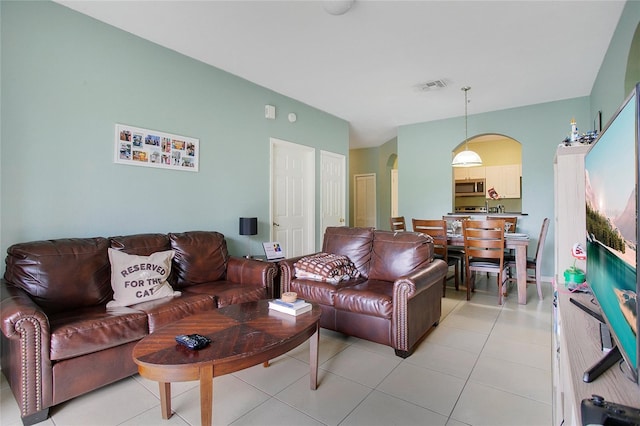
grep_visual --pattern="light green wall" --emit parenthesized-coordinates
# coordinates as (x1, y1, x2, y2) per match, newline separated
(0, 1, 349, 260)
(591, 0, 640, 123)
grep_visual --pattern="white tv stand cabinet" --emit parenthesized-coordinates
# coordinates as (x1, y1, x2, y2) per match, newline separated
(553, 291, 640, 425)
(553, 144, 640, 424)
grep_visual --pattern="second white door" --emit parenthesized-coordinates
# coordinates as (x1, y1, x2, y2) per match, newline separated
(320, 150, 346, 234)
(354, 173, 376, 228)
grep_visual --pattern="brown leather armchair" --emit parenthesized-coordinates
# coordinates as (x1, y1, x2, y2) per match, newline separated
(280, 227, 447, 358)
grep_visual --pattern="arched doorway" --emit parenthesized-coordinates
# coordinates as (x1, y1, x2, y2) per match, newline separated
(452, 134, 522, 213)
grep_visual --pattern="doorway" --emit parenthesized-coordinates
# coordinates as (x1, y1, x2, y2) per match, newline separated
(270, 138, 315, 257)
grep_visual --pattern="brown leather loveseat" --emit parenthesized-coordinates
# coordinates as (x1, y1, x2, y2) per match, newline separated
(0, 231, 277, 425)
(280, 227, 447, 358)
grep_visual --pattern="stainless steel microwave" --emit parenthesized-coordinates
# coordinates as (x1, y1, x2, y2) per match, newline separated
(455, 179, 485, 196)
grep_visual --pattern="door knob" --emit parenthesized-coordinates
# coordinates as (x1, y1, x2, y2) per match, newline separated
(273, 222, 280, 227)
(339, 218, 345, 223)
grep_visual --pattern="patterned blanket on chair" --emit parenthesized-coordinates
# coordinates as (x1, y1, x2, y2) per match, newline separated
(294, 252, 360, 283)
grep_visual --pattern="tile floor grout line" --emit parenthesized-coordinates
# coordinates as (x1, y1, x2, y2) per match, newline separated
(443, 287, 505, 424)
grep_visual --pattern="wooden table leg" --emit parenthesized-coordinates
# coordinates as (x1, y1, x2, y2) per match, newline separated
(516, 242, 527, 305)
(158, 382, 171, 419)
(199, 364, 214, 426)
(309, 324, 319, 390)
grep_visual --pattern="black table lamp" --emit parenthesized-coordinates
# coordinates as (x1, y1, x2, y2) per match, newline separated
(239, 217, 258, 258)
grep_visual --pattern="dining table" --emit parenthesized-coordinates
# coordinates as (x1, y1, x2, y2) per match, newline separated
(448, 233, 530, 304)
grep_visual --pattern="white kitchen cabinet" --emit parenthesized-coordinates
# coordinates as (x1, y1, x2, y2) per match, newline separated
(453, 166, 485, 180)
(485, 164, 521, 198)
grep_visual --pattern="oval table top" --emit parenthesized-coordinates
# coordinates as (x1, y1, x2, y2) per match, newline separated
(133, 299, 322, 381)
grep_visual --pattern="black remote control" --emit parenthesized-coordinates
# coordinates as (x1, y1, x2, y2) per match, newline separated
(175, 334, 211, 350)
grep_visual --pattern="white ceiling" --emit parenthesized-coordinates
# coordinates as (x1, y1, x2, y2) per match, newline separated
(55, 0, 626, 149)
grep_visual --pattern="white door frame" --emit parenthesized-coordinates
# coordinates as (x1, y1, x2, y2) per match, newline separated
(269, 137, 315, 256)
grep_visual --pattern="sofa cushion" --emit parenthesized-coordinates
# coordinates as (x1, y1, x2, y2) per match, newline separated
(49, 305, 149, 361)
(184, 281, 266, 307)
(4, 237, 112, 313)
(130, 292, 215, 333)
(322, 227, 374, 278)
(109, 233, 171, 256)
(333, 279, 394, 319)
(169, 231, 228, 288)
(289, 277, 364, 306)
(107, 249, 180, 307)
(368, 231, 434, 282)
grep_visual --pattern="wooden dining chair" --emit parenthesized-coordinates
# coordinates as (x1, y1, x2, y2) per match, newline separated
(462, 219, 509, 304)
(390, 216, 406, 231)
(487, 215, 518, 261)
(506, 217, 549, 301)
(412, 219, 459, 296)
(443, 215, 470, 280)
(486, 216, 517, 233)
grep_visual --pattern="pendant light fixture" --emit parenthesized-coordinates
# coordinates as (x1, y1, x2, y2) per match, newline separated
(452, 86, 482, 167)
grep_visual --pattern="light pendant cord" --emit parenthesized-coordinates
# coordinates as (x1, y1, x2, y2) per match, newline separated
(462, 86, 470, 150)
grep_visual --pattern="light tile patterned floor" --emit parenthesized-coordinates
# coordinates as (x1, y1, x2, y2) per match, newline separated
(0, 276, 552, 426)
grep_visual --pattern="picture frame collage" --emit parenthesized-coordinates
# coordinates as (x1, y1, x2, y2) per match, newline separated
(114, 123, 199, 172)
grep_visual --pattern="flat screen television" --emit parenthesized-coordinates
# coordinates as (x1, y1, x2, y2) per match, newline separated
(583, 82, 640, 384)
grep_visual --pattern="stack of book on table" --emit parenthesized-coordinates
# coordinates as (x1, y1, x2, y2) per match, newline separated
(268, 298, 312, 316)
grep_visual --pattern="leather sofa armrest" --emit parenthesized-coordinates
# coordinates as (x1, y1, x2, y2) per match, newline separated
(1, 280, 50, 340)
(1, 279, 53, 422)
(392, 259, 448, 300)
(278, 254, 313, 294)
(391, 259, 447, 355)
(226, 257, 278, 298)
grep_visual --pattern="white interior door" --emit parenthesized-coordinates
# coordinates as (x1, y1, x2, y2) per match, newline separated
(354, 173, 376, 228)
(320, 151, 346, 234)
(270, 138, 315, 257)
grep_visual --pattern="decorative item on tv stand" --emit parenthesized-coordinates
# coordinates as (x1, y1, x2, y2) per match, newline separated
(564, 243, 587, 288)
(239, 217, 258, 259)
(561, 117, 598, 147)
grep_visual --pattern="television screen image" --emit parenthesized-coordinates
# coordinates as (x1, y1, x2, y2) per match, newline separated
(584, 83, 639, 384)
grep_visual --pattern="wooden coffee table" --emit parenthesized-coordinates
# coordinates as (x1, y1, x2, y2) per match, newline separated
(132, 300, 321, 426)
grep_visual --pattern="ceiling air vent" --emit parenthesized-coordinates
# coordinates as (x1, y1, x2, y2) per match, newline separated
(417, 79, 448, 91)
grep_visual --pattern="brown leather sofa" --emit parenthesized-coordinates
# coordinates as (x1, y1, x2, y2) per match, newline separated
(0, 231, 277, 426)
(280, 227, 447, 358)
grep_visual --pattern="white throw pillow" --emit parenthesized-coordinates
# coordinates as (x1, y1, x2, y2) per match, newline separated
(107, 248, 180, 307)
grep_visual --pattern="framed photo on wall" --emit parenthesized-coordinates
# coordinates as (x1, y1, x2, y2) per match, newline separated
(114, 123, 199, 172)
